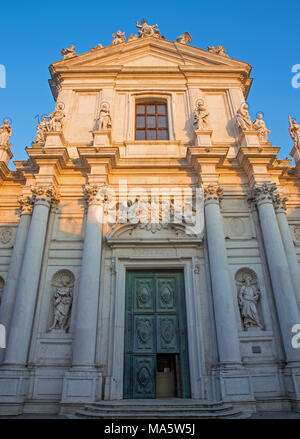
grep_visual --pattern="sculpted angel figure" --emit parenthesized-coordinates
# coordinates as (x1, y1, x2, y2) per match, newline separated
(47, 103, 65, 132)
(49, 278, 73, 331)
(136, 19, 160, 38)
(175, 32, 192, 45)
(238, 274, 263, 330)
(252, 114, 271, 143)
(208, 45, 228, 56)
(98, 103, 112, 130)
(193, 100, 210, 130)
(112, 30, 126, 45)
(61, 45, 76, 59)
(236, 103, 252, 131)
(0, 120, 12, 146)
(35, 116, 49, 144)
(289, 116, 300, 149)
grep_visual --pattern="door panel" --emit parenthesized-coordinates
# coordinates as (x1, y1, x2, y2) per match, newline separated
(124, 270, 190, 399)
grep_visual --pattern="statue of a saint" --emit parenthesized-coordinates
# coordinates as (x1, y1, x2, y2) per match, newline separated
(136, 19, 160, 38)
(193, 100, 210, 130)
(35, 116, 49, 144)
(238, 274, 263, 330)
(47, 103, 65, 132)
(112, 30, 126, 45)
(0, 120, 12, 146)
(289, 115, 300, 149)
(252, 114, 271, 143)
(98, 103, 112, 130)
(61, 45, 76, 59)
(49, 278, 73, 331)
(236, 103, 252, 131)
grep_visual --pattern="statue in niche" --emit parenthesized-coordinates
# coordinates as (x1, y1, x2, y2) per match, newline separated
(0, 120, 12, 146)
(175, 32, 192, 45)
(61, 45, 76, 59)
(112, 30, 126, 45)
(46, 103, 65, 132)
(289, 115, 300, 149)
(236, 102, 252, 131)
(208, 45, 228, 56)
(35, 116, 49, 144)
(252, 113, 271, 143)
(136, 19, 160, 38)
(237, 273, 263, 330)
(98, 102, 112, 130)
(193, 99, 210, 130)
(49, 271, 74, 331)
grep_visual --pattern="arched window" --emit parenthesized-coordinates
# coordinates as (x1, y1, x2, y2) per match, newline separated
(135, 100, 169, 140)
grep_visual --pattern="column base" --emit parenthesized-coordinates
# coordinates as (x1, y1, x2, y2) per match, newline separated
(61, 367, 102, 406)
(0, 145, 13, 166)
(216, 363, 255, 404)
(239, 130, 260, 147)
(44, 131, 65, 148)
(0, 365, 29, 415)
(92, 130, 112, 147)
(193, 129, 212, 147)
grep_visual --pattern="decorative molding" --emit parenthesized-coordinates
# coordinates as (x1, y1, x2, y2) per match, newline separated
(31, 184, 59, 206)
(0, 227, 13, 245)
(203, 184, 223, 203)
(18, 195, 35, 215)
(251, 182, 277, 205)
(83, 183, 106, 206)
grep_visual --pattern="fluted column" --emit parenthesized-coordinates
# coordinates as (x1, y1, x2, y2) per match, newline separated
(204, 185, 241, 364)
(72, 184, 104, 367)
(4, 185, 58, 366)
(0, 196, 34, 363)
(273, 192, 300, 311)
(252, 183, 300, 363)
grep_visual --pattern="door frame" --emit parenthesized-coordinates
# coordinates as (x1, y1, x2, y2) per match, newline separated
(106, 255, 204, 400)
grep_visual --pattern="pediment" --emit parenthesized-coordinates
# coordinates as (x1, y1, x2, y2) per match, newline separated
(51, 37, 251, 73)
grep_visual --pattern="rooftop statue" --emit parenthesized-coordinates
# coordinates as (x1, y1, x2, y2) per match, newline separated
(289, 115, 300, 149)
(61, 45, 76, 59)
(252, 113, 271, 143)
(236, 102, 252, 131)
(208, 45, 228, 57)
(136, 19, 160, 38)
(35, 116, 49, 144)
(91, 43, 103, 52)
(0, 119, 12, 147)
(175, 32, 192, 45)
(128, 33, 138, 42)
(46, 103, 65, 132)
(112, 30, 126, 45)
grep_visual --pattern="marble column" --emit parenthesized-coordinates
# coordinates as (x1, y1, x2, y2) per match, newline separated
(0, 196, 34, 363)
(252, 183, 300, 363)
(3, 185, 58, 366)
(61, 184, 103, 406)
(204, 184, 241, 364)
(273, 192, 300, 311)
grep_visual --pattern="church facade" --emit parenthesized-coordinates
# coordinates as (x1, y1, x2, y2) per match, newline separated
(0, 20, 300, 416)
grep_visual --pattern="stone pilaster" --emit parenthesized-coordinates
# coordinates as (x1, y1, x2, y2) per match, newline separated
(204, 184, 254, 404)
(0, 196, 34, 363)
(61, 184, 104, 407)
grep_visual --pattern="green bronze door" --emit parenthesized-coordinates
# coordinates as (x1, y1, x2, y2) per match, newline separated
(124, 270, 190, 399)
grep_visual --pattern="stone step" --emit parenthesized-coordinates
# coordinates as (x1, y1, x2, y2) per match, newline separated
(71, 400, 250, 419)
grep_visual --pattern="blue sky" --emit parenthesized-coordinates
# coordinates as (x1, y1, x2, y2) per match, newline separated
(0, 0, 299, 165)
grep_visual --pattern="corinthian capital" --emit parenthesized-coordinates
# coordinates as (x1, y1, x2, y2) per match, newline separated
(272, 192, 287, 213)
(84, 184, 106, 205)
(252, 182, 277, 205)
(31, 184, 59, 206)
(203, 184, 223, 203)
(18, 195, 35, 215)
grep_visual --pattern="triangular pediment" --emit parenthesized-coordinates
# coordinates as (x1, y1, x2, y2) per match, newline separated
(50, 37, 251, 73)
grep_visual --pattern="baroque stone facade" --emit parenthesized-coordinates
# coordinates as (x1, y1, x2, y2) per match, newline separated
(0, 21, 300, 416)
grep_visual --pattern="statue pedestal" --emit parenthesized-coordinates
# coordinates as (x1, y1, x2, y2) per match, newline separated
(239, 130, 260, 147)
(193, 129, 212, 147)
(0, 144, 13, 166)
(290, 145, 300, 174)
(44, 131, 65, 148)
(92, 130, 112, 147)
